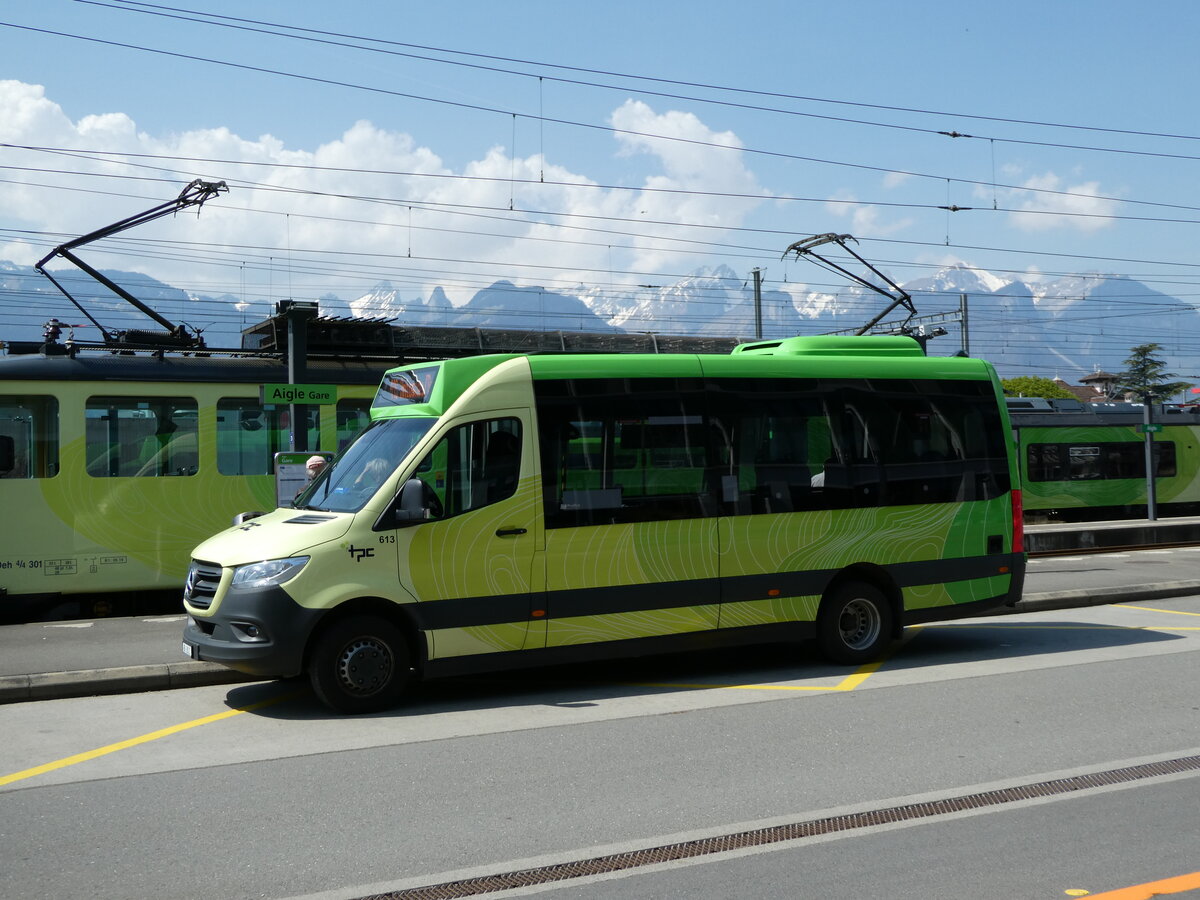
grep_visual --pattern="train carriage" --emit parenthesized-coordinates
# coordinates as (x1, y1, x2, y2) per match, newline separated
(0, 351, 379, 619)
(1010, 402, 1200, 521)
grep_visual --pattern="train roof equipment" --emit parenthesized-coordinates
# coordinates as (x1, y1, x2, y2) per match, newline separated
(783, 233, 919, 338)
(34, 179, 228, 351)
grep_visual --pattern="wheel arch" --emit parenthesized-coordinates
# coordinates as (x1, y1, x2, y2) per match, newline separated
(303, 596, 427, 675)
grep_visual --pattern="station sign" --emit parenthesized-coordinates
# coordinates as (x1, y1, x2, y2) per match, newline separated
(261, 383, 337, 404)
(1138, 423, 1163, 433)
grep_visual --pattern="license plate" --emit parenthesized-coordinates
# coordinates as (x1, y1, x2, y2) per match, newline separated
(182, 640, 196, 660)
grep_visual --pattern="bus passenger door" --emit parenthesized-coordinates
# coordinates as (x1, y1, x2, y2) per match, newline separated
(395, 414, 540, 660)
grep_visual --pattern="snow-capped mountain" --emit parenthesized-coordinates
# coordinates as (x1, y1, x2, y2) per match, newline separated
(602, 265, 744, 332)
(5, 258, 1199, 383)
(457, 281, 616, 332)
(904, 262, 1013, 296)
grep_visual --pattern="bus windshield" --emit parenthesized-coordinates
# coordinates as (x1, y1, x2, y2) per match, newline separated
(295, 417, 435, 513)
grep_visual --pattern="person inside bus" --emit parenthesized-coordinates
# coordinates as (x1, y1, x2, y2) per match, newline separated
(352, 457, 392, 496)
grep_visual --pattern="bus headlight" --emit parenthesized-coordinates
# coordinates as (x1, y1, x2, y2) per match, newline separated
(230, 557, 309, 590)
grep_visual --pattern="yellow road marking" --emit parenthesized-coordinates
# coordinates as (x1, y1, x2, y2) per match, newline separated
(0, 689, 303, 789)
(830, 657, 887, 690)
(1080, 870, 1200, 898)
(11, 607, 1194, 788)
(1115, 604, 1200, 617)
(623, 657, 889, 693)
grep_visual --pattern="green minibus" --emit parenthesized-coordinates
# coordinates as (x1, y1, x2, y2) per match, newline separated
(183, 335, 1024, 712)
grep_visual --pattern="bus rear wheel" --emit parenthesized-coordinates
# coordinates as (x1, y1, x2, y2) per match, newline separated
(817, 582, 893, 665)
(308, 615, 411, 714)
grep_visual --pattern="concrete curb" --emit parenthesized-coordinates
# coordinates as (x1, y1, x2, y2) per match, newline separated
(0, 661, 262, 704)
(1014, 581, 1200, 614)
(3, 583, 1199, 705)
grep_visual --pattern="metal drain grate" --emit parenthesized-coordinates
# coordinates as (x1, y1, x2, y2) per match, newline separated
(363, 753, 1200, 900)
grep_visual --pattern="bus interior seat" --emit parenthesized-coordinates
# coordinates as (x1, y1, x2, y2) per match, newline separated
(756, 481, 793, 513)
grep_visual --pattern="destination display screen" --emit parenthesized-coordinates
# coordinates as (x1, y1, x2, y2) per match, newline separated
(373, 366, 440, 407)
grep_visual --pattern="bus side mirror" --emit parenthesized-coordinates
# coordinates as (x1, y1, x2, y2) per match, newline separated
(393, 478, 428, 526)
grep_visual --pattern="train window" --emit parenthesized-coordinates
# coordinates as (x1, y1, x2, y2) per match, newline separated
(1026, 442, 1176, 481)
(216, 399, 319, 475)
(85, 397, 198, 477)
(0, 395, 59, 479)
(335, 400, 371, 451)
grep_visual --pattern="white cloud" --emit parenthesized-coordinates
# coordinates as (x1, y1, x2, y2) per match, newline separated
(0, 82, 768, 311)
(824, 190, 912, 237)
(1005, 172, 1118, 232)
(916, 251, 970, 268)
(0, 241, 38, 266)
(608, 100, 765, 274)
(882, 171, 913, 189)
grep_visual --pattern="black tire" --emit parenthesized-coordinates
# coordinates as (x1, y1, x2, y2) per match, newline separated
(308, 615, 412, 714)
(816, 582, 894, 665)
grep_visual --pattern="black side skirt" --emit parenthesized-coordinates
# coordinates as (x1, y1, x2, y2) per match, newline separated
(424, 621, 816, 679)
(423, 587, 1018, 681)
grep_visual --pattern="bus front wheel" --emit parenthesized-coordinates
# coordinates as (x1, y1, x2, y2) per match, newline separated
(308, 615, 411, 714)
(817, 582, 893, 665)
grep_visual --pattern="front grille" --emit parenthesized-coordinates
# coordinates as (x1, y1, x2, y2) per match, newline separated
(184, 559, 223, 610)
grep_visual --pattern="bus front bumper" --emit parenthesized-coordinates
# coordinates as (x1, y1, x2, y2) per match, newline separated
(182, 585, 322, 678)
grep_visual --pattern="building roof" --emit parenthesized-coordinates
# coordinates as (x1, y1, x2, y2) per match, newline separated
(1053, 378, 1108, 403)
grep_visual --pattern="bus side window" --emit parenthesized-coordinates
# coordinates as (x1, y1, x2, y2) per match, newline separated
(536, 378, 713, 527)
(711, 378, 1007, 511)
(0, 396, 59, 479)
(707, 380, 829, 514)
(411, 418, 522, 519)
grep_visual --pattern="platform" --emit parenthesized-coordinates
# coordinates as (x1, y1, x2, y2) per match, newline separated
(1025, 515, 1200, 553)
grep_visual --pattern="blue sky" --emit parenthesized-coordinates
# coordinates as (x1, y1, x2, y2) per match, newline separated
(3, 0, 1200, 357)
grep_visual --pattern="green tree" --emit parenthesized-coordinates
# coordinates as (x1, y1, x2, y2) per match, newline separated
(1114, 343, 1192, 401)
(1001, 376, 1075, 400)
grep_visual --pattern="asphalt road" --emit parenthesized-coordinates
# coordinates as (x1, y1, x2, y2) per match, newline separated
(1, 590, 1197, 899)
(4, 545, 1200, 699)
